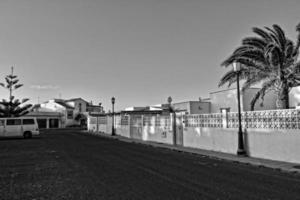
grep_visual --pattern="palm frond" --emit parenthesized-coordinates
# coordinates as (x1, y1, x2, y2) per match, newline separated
(264, 26, 280, 45)
(265, 44, 283, 67)
(252, 27, 273, 42)
(250, 79, 276, 110)
(241, 37, 267, 50)
(218, 70, 237, 87)
(293, 23, 300, 56)
(285, 40, 294, 59)
(296, 23, 300, 32)
(234, 57, 267, 72)
(272, 24, 287, 50)
(232, 45, 256, 55)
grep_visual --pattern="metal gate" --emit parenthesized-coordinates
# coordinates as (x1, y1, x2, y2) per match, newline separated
(130, 115, 143, 140)
(175, 115, 184, 146)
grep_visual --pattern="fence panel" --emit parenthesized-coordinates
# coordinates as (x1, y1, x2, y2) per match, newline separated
(186, 109, 300, 130)
(185, 113, 223, 128)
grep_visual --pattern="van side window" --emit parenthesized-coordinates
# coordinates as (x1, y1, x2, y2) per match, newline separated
(0, 120, 4, 126)
(7, 119, 22, 126)
(23, 119, 35, 125)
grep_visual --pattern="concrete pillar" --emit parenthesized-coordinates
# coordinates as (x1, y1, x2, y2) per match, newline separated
(58, 118, 61, 128)
(96, 116, 99, 133)
(128, 115, 131, 138)
(46, 118, 49, 129)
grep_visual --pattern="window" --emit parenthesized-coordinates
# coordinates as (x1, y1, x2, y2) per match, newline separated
(67, 110, 73, 119)
(23, 119, 35, 125)
(89, 117, 97, 124)
(0, 120, 4, 126)
(79, 103, 82, 112)
(6, 119, 21, 126)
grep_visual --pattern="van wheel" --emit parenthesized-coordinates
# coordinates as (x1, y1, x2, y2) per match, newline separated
(23, 131, 32, 139)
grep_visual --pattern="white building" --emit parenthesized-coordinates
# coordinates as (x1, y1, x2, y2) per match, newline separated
(32, 98, 104, 128)
(208, 88, 277, 113)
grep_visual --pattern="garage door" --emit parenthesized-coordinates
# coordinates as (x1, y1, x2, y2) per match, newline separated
(37, 119, 47, 129)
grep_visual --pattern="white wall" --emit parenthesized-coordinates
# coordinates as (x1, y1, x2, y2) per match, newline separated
(243, 88, 277, 111)
(190, 102, 210, 114)
(210, 89, 239, 113)
(41, 101, 65, 112)
(116, 125, 130, 138)
(67, 99, 88, 113)
(210, 88, 278, 113)
(245, 129, 300, 163)
(183, 127, 300, 164)
(289, 86, 300, 108)
(183, 127, 238, 154)
(173, 101, 211, 114)
(87, 113, 300, 164)
(142, 125, 173, 144)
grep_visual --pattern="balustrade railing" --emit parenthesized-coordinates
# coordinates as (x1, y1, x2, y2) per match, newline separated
(89, 108, 300, 130)
(185, 109, 300, 129)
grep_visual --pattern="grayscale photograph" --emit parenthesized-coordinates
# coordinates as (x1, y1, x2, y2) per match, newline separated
(0, 0, 300, 199)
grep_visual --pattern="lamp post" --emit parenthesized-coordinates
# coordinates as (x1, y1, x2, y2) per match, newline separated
(233, 63, 247, 156)
(111, 97, 115, 136)
(168, 96, 177, 146)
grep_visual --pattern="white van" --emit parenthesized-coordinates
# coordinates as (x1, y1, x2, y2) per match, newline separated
(0, 117, 40, 138)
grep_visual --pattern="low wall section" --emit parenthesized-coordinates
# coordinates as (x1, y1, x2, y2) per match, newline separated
(245, 129, 300, 163)
(183, 127, 300, 164)
(142, 125, 173, 144)
(116, 125, 130, 138)
(183, 127, 238, 154)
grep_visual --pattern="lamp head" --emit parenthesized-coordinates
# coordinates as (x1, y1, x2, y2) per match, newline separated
(167, 96, 172, 105)
(111, 97, 115, 104)
(233, 62, 241, 72)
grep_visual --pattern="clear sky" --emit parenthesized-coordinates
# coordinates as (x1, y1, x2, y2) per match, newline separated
(0, 0, 300, 111)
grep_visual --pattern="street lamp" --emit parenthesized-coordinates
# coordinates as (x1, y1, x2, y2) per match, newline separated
(168, 96, 177, 146)
(233, 62, 247, 156)
(111, 97, 115, 136)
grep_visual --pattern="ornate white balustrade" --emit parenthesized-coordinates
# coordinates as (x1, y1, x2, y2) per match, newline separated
(185, 109, 300, 129)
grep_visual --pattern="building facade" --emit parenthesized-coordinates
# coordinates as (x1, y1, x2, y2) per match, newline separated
(30, 98, 104, 128)
(172, 101, 211, 114)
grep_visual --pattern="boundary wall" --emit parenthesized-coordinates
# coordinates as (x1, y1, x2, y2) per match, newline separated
(87, 109, 300, 164)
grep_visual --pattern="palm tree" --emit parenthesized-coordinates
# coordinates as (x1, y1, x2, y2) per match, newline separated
(219, 23, 300, 110)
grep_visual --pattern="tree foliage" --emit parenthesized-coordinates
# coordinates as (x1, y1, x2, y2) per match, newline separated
(220, 23, 300, 110)
(0, 67, 32, 117)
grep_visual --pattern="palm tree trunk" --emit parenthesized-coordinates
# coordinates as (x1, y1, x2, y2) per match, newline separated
(276, 84, 289, 109)
(282, 86, 290, 109)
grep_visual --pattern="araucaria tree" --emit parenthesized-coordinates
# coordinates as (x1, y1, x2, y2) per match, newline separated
(0, 67, 32, 117)
(219, 23, 300, 110)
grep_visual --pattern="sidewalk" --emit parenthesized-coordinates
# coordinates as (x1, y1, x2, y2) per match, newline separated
(85, 131, 300, 174)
